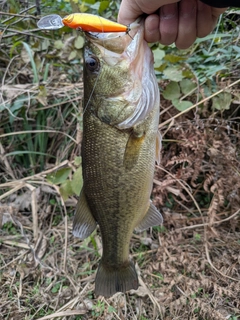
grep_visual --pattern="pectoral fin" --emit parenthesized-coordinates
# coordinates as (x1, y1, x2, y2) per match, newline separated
(155, 131, 162, 165)
(73, 190, 97, 239)
(124, 130, 145, 170)
(135, 202, 163, 232)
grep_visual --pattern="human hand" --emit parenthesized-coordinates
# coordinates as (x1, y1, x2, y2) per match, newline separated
(118, 0, 227, 49)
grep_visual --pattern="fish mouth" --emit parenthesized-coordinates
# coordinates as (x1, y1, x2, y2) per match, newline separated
(85, 19, 159, 129)
(85, 17, 142, 54)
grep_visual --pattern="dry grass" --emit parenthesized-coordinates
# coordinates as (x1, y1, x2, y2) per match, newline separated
(1, 81, 240, 319)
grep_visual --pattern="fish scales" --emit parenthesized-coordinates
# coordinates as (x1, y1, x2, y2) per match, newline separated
(73, 19, 163, 297)
(82, 109, 156, 259)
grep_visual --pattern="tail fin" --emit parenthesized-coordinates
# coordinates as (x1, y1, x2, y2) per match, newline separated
(95, 260, 139, 297)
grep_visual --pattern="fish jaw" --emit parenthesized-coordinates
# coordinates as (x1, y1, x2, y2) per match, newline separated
(83, 19, 159, 129)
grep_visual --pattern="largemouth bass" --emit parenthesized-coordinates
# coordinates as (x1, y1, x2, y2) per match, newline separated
(73, 19, 162, 297)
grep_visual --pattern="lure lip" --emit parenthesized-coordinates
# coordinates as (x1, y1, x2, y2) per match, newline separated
(37, 14, 64, 30)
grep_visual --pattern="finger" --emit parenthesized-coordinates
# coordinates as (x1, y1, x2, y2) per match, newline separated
(175, 0, 197, 49)
(144, 14, 161, 43)
(118, 0, 180, 25)
(118, 0, 142, 25)
(159, 3, 178, 45)
(197, 2, 227, 38)
(197, 1, 212, 37)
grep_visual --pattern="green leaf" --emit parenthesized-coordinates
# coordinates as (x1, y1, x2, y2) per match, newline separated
(182, 70, 194, 78)
(164, 54, 186, 63)
(51, 283, 61, 293)
(47, 168, 71, 185)
(99, 1, 110, 13)
(163, 66, 183, 82)
(194, 33, 233, 43)
(74, 36, 84, 49)
(10, 41, 22, 59)
(68, 50, 77, 61)
(71, 166, 83, 196)
(153, 48, 165, 68)
(212, 92, 232, 111)
(74, 156, 82, 166)
(155, 61, 167, 72)
(172, 99, 193, 111)
(59, 180, 74, 201)
(5, 151, 55, 158)
(36, 85, 48, 106)
(79, 2, 89, 12)
(22, 42, 39, 83)
(180, 79, 197, 95)
(54, 40, 64, 50)
(162, 81, 181, 100)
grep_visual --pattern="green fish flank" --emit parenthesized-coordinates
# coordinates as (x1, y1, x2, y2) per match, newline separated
(73, 19, 163, 297)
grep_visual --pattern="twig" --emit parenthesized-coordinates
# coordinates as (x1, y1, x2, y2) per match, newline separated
(0, 142, 16, 179)
(177, 209, 240, 231)
(0, 251, 27, 271)
(55, 283, 90, 313)
(0, 27, 47, 40)
(0, 182, 25, 200)
(103, 299, 122, 320)
(204, 233, 239, 282)
(0, 11, 37, 19)
(1, 5, 36, 23)
(36, 310, 86, 320)
(155, 165, 203, 216)
(63, 213, 68, 272)
(0, 239, 30, 249)
(138, 277, 163, 319)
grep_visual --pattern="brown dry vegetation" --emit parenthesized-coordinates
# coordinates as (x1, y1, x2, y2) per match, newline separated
(1, 90, 239, 320)
(1, 5, 240, 320)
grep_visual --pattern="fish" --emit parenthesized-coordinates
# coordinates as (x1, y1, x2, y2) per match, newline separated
(73, 18, 163, 297)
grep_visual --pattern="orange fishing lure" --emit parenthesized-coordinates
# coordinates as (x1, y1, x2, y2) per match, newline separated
(62, 13, 129, 33)
(37, 13, 131, 34)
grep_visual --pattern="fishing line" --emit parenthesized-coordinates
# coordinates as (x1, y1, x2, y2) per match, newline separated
(83, 66, 101, 114)
(83, 16, 107, 115)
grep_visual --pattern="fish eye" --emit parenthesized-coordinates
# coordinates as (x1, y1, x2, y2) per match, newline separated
(85, 55, 100, 72)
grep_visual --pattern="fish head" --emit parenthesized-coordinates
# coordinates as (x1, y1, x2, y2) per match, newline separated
(83, 19, 159, 129)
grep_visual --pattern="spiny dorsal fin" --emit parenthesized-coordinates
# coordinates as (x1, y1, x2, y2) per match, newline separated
(73, 190, 97, 239)
(135, 201, 163, 232)
(95, 260, 139, 297)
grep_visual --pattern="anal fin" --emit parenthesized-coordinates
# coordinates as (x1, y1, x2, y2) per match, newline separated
(135, 201, 163, 232)
(73, 190, 97, 239)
